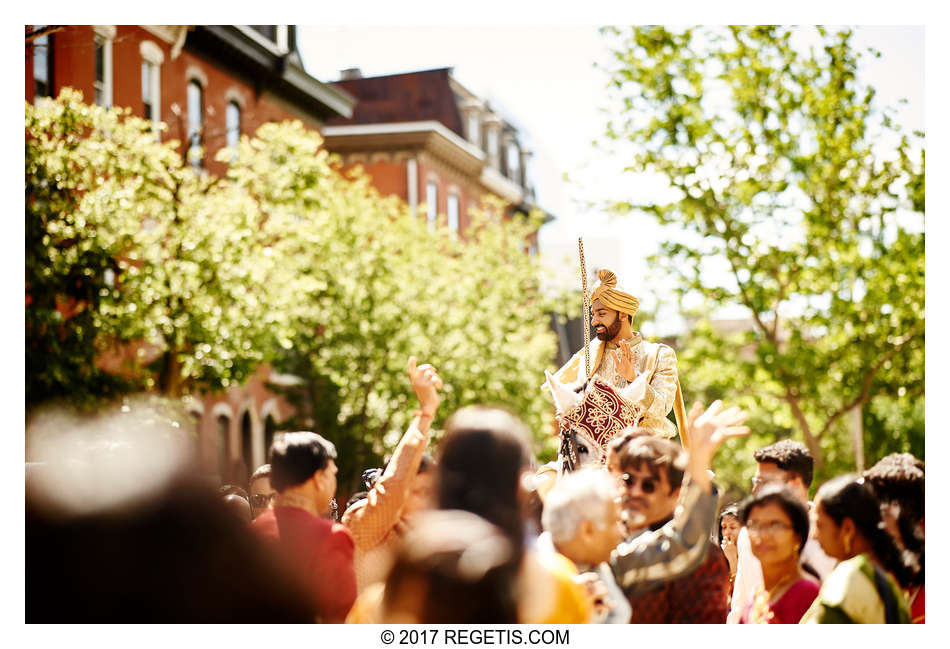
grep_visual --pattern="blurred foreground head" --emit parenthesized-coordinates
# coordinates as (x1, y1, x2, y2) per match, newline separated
(436, 406, 533, 554)
(381, 509, 517, 623)
(25, 397, 315, 622)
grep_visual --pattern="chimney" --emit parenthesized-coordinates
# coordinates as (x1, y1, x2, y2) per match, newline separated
(340, 67, 363, 80)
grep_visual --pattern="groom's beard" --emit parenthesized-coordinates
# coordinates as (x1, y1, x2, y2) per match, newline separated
(595, 318, 622, 341)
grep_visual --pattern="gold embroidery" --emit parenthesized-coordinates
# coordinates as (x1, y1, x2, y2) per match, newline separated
(561, 379, 639, 453)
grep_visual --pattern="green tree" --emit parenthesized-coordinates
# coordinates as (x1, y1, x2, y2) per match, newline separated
(27, 95, 562, 492)
(599, 26, 924, 488)
(224, 122, 560, 492)
(27, 90, 285, 406)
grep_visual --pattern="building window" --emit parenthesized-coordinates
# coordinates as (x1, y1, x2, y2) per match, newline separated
(447, 194, 459, 234)
(32, 27, 53, 102)
(250, 25, 277, 41)
(226, 101, 241, 150)
(93, 29, 114, 108)
(426, 181, 437, 230)
(506, 142, 521, 182)
(216, 414, 230, 481)
(139, 41, 163, 128)
(468, 113, 480, 147)
(141, 62, 157, 121)
(240, 411, 253, 484)
(487, 130, 498, 157)
(187, 80, 204, 167)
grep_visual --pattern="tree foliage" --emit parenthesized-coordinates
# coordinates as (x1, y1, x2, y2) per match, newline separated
(599, 26, 924, 489)
(26, 90, 561, 491)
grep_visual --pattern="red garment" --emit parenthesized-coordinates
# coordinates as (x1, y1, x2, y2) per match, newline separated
(908, 585, 924, 624)
(763, 578, 820, 624)
(626, 540, 731, 623)
(252, 506, 356, 623)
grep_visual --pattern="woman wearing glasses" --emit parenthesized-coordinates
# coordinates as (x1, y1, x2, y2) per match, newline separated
(737, 486, 819, 623)
(801, 474, 914, 624)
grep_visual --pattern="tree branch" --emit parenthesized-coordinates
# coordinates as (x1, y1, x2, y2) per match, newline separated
(817, 329, 923, 439)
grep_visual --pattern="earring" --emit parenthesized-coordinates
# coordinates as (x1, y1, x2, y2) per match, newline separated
(843, 534, 852, 556)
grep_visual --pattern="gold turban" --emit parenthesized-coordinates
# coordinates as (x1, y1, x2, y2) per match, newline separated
(589, 269, 639, 318)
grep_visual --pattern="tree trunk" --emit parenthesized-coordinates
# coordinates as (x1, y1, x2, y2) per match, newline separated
(784, 388, 824, 469)
(850, 404, 865, 472)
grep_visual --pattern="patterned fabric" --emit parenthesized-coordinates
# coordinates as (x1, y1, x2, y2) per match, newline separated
(626, 539, 731, 624)
(560, 378, 638, 458)
(547, 334, 679, 439)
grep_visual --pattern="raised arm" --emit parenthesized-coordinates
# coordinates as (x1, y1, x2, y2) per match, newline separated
(342, 357, 441, 551)
(610, 400, 749, 596)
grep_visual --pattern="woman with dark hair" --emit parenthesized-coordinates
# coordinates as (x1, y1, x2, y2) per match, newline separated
(379, 510, 519, 623)
(737, 486, 819, 623)
(801, 474, 914, 624)
(436, 406, 591, 624)
(719, 503, 741, 586)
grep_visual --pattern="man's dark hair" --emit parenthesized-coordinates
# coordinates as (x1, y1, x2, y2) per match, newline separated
(738, 486, 810, 556)
(418, 454, 436, 475)
(754, 440, 814, 487)
(609, 435, 685, 490)
(269, 431, 337, 493)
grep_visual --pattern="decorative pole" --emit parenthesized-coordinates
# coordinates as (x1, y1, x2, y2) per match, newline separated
(578, 237, 590, 380)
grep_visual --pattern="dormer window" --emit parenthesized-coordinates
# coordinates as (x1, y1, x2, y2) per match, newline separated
(468, 113, 480, 147)
(247, 25, 289, 51)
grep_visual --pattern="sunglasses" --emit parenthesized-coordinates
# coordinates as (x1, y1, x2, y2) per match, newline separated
(249, 493, 276, 508)
(620, 473, 658, 494)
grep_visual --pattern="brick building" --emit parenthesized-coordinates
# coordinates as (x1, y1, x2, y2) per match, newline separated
(26, 25, 355, 485)
(26, 26, 553, 487)
(323, 68, 548, 244)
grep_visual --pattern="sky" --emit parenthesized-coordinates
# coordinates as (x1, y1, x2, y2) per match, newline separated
(296, 24, 924, 334)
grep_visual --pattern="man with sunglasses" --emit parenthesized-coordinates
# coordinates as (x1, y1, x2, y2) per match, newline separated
(248, 464, 277, 520)
(607, 433, 731, 623)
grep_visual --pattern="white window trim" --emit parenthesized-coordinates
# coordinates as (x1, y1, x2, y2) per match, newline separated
(447, 193, 460, 234)
(140, 41, 163, 128)
(426, 181, 438, 230)
(186, 76, 206, 168)
(225, 100, 242, 150)
(93, 26, 114, 108)
(237, 25, 290, 55)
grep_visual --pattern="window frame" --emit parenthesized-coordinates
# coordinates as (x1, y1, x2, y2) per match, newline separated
(32, 27, 53, 102)
(447, 193, 460, 235)
(186, 79, 205, 168)
(92, 26, 115, 108)
(426, 181, 438, 230)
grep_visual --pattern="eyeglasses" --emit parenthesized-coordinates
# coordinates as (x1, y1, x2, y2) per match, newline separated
(746, 521, 793, 536)
(249, 493, 276, 508)
(751, 476, 791, 490)
(619, 473, 658, 494)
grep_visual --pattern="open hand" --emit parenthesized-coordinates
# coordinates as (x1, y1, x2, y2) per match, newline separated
(610, 339, 638, 382)
(408, 356, 443, 417)
(685, 400, 750, 490)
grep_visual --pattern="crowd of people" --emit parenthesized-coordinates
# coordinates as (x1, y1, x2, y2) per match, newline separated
(24, 307, 924, 624)
(196, 356, 923, 625)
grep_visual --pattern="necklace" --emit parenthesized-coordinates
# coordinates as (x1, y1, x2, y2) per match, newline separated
(766, 571, 798, 603)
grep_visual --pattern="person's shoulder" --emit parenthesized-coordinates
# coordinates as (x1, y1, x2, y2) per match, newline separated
(250, 508, 279, 538)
